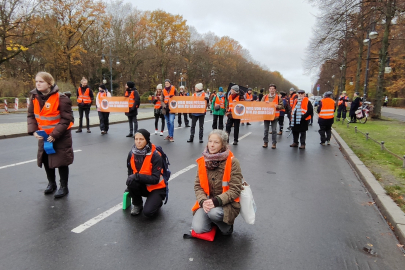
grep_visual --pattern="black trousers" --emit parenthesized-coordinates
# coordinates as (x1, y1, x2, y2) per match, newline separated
(293, 131, 306, 145)
(226, 118, 241, 142)
(128, 181, 165, 217)
(154, 114, 165, 131)
(78, 106, 90, 130)
(190, 115, 205, 139)
(318, 124, 332, 143)
(178, 113, 189, 126)
(278, 114, 285, 131)
(43, 152, 69, 186)
(337, 106, 347, 119)
(98, 112, 110, 131)
(127, 115, 138, 134)
(212, 115, 224, 130)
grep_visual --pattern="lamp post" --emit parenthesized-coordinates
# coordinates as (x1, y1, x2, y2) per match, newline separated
(101, 48, 120, 96)
(363, 25, 378, 102)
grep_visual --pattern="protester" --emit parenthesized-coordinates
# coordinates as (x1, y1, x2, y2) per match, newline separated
(187, 83, 209, 143)
(290, 90, 313, 149)
(262, 84, 284, 149)
(153, 84, 165, 136)
(126, 129, 166, 217)
(349, 92, 362, 123)
(124, 81, 141, 138)
(336, 91, 349, 121)
(191, 130, 243, 235)
(96, 84, 111, 134)
(27, 72, 74, 198)
(209, 90, 217, 114)
(317, 91, 335, 145)
(287, 88, 297, 130)
(258, 88, 264, 101)
(244, 88, 254, 125)
(225, 85, 244, 145)
(278, 91, 289, 134)
(178, 86, 190, 127)
(211, 87, 227, 130)
(160, 79, 177, 142)
(76, 77, 93, 133)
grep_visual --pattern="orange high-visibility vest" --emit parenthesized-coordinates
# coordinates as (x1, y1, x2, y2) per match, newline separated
(214, 95, 225, 109)
(97, 92, 107, 99)
(154, 99, 162, 109)
(264, 94, 281, 117)
(292, 97, 311, 120)
(33, 93, 73, 135)
(77, 87, 91, 104)
(163, 86, 175, 104)
(191, 151, 240, 212)
(318, 98, 335, 119)
(289, 93, 297, 107)
(338, 95, 348, 106)
(245, 93, 253, 101)
(228, 95, 240, 112)
(130, 144, 166, 192)
(126, 91, 135, 108)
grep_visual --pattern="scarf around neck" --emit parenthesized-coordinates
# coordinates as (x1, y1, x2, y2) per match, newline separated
(292, 98, 303, 127)
(202, 146, 230, 170)
(131, 143, 151, 156)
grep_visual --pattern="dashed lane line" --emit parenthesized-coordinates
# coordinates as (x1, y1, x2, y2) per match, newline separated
(238, 132, 252, 141)
(71, 164, 197, 234)
(0, 149, 82, 170)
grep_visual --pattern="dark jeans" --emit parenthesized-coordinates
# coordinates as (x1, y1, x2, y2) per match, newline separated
(212, 115, 224, 130)
(43, 152, 69, 186)
(263, 120, 277, 144)
(128, 181, 165, 217)
(278, 114, 285, 131)
(127, 115, 138, 134)
(98, 111, 110, 131)
(293, 131, 307, 145)
(178, 113, 189, 126)
(190, 115, 205, 139)
(78, 106, 90, 130)
(318, 124, 332, 143)
(155, 114, 165, 131)
(226, 118, 241, 142)
(337, 106, 347, 119)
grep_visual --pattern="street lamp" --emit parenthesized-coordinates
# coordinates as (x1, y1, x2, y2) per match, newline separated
(363, 24, 378, 102)
(101, 48, 120, 95)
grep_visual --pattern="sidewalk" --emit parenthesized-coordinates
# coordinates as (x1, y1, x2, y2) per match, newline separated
(382, 107, 405, 122)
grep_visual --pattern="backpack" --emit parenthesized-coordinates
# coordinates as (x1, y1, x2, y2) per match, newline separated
(155, 145, 171, 204)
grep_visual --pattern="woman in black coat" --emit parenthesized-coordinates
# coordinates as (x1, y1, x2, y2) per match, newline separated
(290, 90, 313, 149)
(349, 92, 362, 123)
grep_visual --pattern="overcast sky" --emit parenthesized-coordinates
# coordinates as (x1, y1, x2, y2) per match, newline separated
(127, 0, 318, 91)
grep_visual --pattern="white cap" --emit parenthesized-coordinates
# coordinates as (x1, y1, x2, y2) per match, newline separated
(156, 84, 162, 90)
(195, 83, 203, 90)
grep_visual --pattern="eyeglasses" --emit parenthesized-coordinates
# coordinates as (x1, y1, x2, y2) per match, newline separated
(298, 93, 305, 95)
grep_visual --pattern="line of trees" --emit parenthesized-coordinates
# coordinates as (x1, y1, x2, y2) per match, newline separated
(0, 0, 298, 98)
(305, 0, 405, 117)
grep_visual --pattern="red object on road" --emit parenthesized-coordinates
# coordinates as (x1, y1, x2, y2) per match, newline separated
(191, 226, 217, 241)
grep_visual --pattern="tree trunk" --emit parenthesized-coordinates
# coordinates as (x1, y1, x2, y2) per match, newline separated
(355, 39, 364, 93)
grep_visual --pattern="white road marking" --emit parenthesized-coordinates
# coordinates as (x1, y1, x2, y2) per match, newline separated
(71, 163, 197, 234)
(238, 132, 252, 141)
(0, 149, 82, 170)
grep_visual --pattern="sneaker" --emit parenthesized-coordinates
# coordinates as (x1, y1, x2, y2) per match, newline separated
(277, 131, 282, 135)
(76, 129, 82, 133)
(247, 122, 251, 125)
(299, 145, 306, 150)
(164, 135, 170, 140)
(327, 141, 330, 145)
(101, 130, 105, 135)
(131, 205, 143, 216)
(233, 141, 238, 145)
(263, 142, 268, 148)
(290, 143, 298, 147)
(178, 124, 181, 127)
(160, 132, 164, 136)
(169, 137, 174, 142)
(320, 142, 325, 146)
(155, 130, 158, 135)
(87, 129, 91, 133)
(272, 143, 276, 149)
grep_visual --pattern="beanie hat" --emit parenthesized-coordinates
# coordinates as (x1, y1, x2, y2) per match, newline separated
(248, 88, 252, 91)
(127, 81, 135, 89)
(195, 83, 203, 91)
(324, 91, 332, 97)
(260, 88, 264, 93)
(99, 84, 106, 90)
(135, 129, 150, 143)
(156, 84, 163, 90)
(218, 87, 224, 92)
(165, 79, 171, 84)
(231, 85, 239, 93)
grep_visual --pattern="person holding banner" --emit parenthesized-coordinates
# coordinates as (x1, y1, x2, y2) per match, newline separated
(290, 90, 313, 150)
(76, 77, 93, 133)
(225, 85, 244, 145)
(177, 86, 190, 127)
(262, 84, 284, 149)
(153, 84, 165, 136)
(161, 79, 177, 142)
(191, 130, 243, 235)
(187, 83, 209, 143)
(244, 88, 253, 125)
(124, 82, 141, 138)
(27, 72, 74, 198)
(96, 85, 111, 135)
(211, 87, 227, 130)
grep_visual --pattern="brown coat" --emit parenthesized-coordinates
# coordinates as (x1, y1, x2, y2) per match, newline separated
(27, 85, 74, 169)
(261, 93, 284, 120)
(194, 157, 243, 225)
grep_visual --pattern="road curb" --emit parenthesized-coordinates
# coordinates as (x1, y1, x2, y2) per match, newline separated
(332, 128, 405, 245)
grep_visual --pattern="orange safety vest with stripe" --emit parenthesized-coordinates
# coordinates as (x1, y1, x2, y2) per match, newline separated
(125, 91, 135, 108)
(245, 93, 253, 101)
(130, 144, 166, 192)
(77, 87, 91, 104)
(338, 95, 349, 106)
(289, 93, 297, 107)
(264, 94, 281, 117)
(318, 98, 335, 119)
(191, 151, 240, 212)
(33, 93, 73, 135)
(154, 99, 162, 109)
(292, 97, 311, 120)
(214, 95, 225, 109)
(163, 86, 175, 104)
(228, 95, 240, 112)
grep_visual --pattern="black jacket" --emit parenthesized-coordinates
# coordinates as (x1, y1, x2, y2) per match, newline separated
(126, 146, 163, 186)
(125, 88, 141, 116)
(350, 97, 361, 112)
(291, 99, 313, 132)
(76, 85, 94, 108)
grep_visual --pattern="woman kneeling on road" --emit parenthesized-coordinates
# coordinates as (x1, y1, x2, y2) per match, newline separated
(126, 129, 166, 217)
(191, 130, 243, 235)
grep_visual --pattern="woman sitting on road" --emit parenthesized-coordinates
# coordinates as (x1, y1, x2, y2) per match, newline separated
(27, 72, 74, 198)
(126, 129, 166, 217)
(191, 130, 243, 235)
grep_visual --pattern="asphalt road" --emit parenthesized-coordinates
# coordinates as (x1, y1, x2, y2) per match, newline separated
(0, 114, 404, 270)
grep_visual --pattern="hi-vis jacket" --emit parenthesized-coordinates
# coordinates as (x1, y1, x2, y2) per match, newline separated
(263, 94, 284, 118)
(318, 98, 335, 119)
(338, 95, 349, 106)
(292, 97, 312, 120)
(289, 93, 297, 107)
(77, 87, 92, 104)
(163, 86, 176, 104)
(228, 95, 240, 112)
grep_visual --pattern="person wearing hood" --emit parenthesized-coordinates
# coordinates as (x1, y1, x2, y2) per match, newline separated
(225, 85, 244, 145)
(124, 81, 141, 137)
(317, 91, 336, 145)
(290, 90, 313, 149)
(177, 86, 190, 127)
(187, 83, 209, 143)
(211, 87, 227, 130)
(76, 77, 94, 133)
(160, 79, 177, 142)
(125, 129, 166, 217)
(27, 72, 74, 198)
(96, 84, 111, 135)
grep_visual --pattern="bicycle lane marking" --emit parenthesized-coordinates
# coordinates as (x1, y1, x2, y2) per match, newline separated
(71, 164, 197, 234)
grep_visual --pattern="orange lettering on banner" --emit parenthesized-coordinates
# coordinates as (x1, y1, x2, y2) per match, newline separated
(99, 97, 130, 112)
(168, 96, 206, 113)
(231, 101, 276, 122)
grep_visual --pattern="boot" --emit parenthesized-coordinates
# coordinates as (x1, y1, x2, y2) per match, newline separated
(131, 204, 143, 216)
(199, 137, 203, 143)
(247, 122, 251, 125)
(126, 133, 133, 137)
(44, 182, 57, 194)
(277, 131, 282, 135)
(54, 179, 69, 198)
(299, 145, 306, 150)
(262, 142, 268, 148)
(290, 143, 299, 147)
(187, 136, 194, 143)
(87, 129, 91, 133)
(272, 143, 276, 149)
(75, 129, 82, 133)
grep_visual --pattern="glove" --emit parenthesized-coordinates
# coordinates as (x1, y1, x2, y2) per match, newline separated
(126, 173, 139, 187)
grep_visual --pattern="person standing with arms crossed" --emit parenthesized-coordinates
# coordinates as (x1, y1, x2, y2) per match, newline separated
(262, 84, 284, 149)
(336, 91, 349, 121)
(124, 81, 141, 138)
(76, 77, 93, 133)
